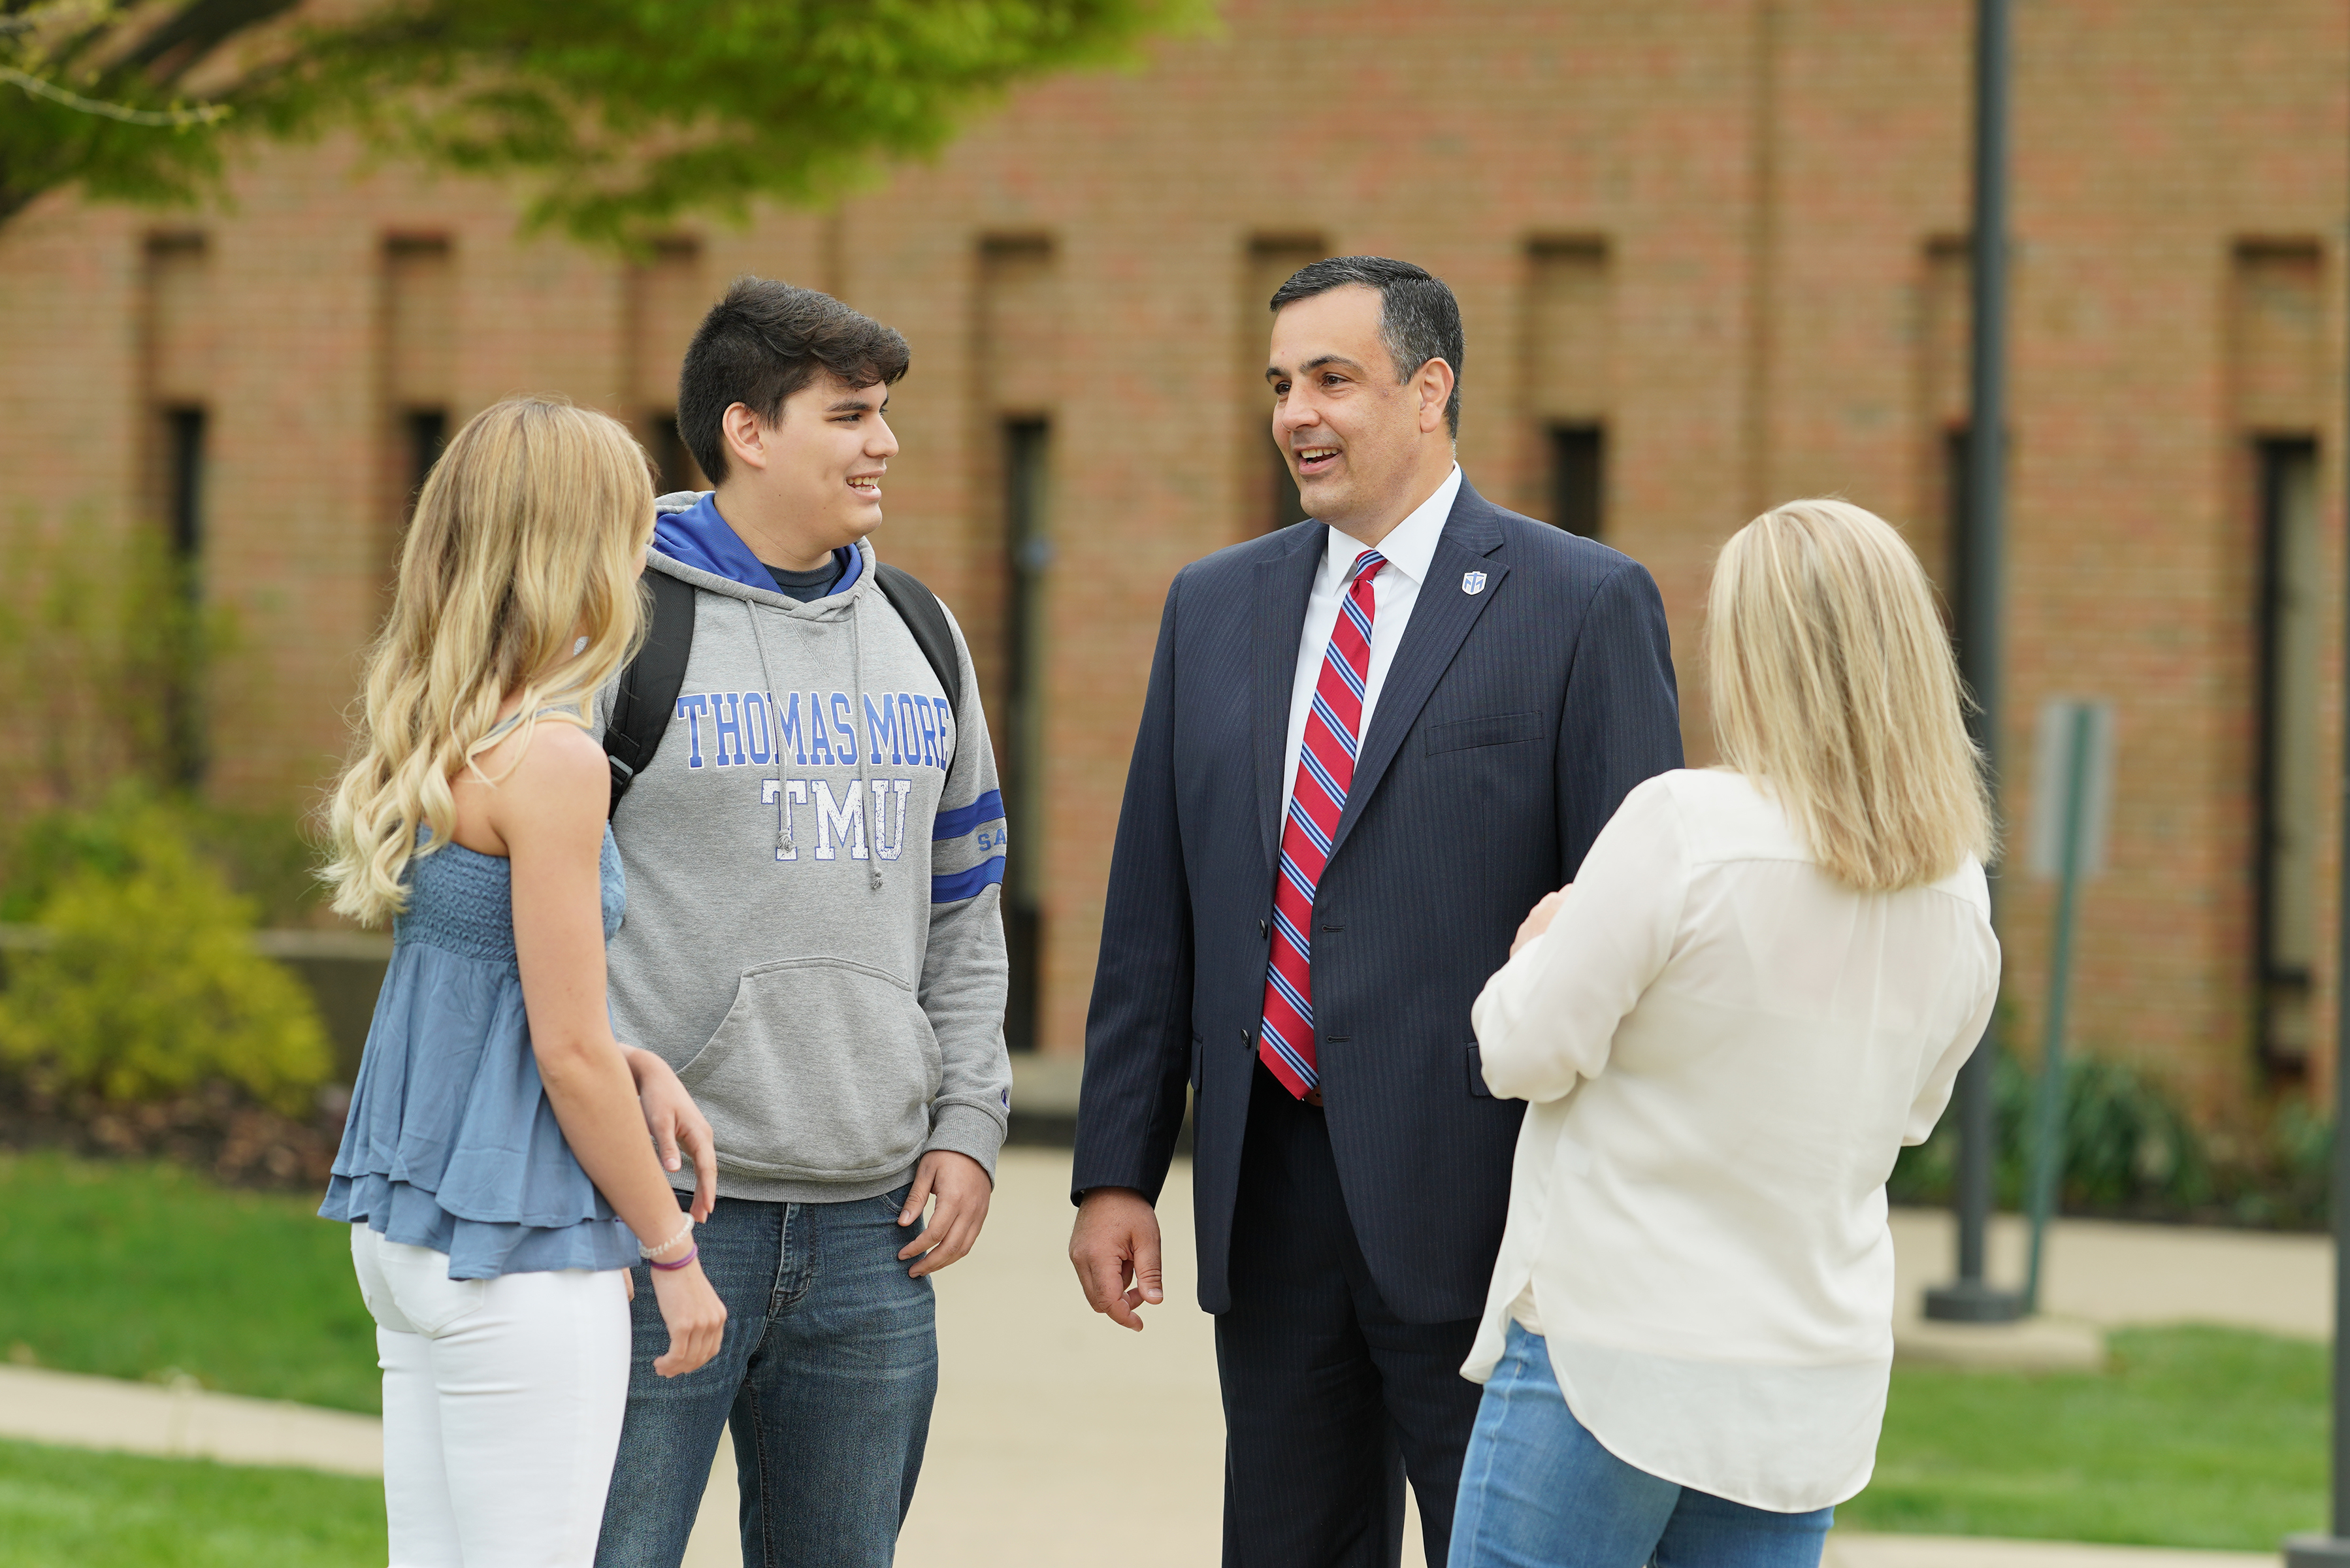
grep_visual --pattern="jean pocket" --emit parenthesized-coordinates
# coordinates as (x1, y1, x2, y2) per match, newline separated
(873, 1184, 916, 1221)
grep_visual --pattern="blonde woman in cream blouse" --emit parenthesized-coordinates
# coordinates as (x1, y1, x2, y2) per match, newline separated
(1448, 499, 2001, 1568)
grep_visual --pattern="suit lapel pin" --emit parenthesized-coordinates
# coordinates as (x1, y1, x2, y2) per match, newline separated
(1461, 570, 1488, 596)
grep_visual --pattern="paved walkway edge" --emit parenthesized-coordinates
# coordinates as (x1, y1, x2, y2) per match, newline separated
(0, 1365, 2295, 1568)
(0, 1362, 381, 1476)
(1827, 1532, 2276, 1568)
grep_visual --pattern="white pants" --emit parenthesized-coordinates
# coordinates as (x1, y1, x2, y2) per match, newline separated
(350, 1224, 630, 1568)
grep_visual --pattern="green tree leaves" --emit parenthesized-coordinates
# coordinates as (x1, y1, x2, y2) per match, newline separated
(1, 0, 1208, 241)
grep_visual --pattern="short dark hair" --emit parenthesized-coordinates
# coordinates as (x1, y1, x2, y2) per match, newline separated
(1269, 256, 1465, 437)
(677, 278, 911, 485)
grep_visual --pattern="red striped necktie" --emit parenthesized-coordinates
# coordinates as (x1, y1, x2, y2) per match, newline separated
(1259, 547, 1386, 1100)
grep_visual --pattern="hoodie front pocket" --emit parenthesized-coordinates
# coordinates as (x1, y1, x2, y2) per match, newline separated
(677, 956, 941, 1184)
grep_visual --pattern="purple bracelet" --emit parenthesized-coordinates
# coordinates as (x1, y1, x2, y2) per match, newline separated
(649, 1245, 698, 1273)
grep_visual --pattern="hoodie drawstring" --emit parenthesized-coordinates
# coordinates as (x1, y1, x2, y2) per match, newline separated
(743, 548, 883, 891)
(851, 593, 880, 892)
(745, 600, 793, 860)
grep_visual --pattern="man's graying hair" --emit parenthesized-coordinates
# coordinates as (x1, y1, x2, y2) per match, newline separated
(1269, 256, 1465, 437)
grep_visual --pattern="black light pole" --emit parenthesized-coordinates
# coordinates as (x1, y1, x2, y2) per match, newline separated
(2278, 61, 2350, 1568)
(1926, 0, 2025, 1327)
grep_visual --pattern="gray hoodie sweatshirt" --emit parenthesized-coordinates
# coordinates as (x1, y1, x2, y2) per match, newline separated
(596, 528, 1011, 1204)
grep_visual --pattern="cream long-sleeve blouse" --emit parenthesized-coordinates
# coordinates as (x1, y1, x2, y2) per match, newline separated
(1464, 768, 1999, 1513)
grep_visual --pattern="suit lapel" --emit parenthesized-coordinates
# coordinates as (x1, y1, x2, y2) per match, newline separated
(1255, 527, 1327, 870)
(1328, 485, 1509, 859)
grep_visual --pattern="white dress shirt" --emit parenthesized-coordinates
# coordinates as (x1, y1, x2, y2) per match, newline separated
(1280, 465, 1463, 824)
(1465, 768, 2000, 1512)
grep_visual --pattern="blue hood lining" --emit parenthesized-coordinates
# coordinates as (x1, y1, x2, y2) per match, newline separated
(653, 492, 864, 600)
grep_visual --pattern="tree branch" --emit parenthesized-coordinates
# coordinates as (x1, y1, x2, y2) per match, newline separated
(0, 65, 228, 126)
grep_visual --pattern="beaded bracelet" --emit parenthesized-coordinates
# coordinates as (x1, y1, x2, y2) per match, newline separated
(649, 1245, 698, 1273)
(637, 1215, 694, 1262)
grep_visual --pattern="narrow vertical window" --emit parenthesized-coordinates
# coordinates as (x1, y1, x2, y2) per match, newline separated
(628, 238, 708, 495)
(979, 235, 1060, 1051)
(161, 404, 207, 785)
(2257, 438, 2320, 1075)
(647, 416, 704, 497)
(1002, 418, 1052, 1054)
(146, 231, 214, 787)
(406, 408, 448, 506)
(166, 408, 206, 561)
(1526, 238, 1610, 531)
(1247, 236, 1328, 534)
(1919, 238, 1972, 622)
(385, 235, 455, 539)
(2227, 242, 2325, 1079)
(1548, 424, 1605, 540)
(1943, 425, 1972, 669)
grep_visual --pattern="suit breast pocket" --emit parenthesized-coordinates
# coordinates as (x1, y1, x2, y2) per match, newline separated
(1424, 711, 1544, 757)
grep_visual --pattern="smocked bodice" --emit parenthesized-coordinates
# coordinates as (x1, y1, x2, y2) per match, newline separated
(394, 828, 627, 964)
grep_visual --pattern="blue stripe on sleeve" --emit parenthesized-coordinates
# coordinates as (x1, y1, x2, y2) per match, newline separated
(932, 789, 1005, 841)
(932, 856, 1007, 904)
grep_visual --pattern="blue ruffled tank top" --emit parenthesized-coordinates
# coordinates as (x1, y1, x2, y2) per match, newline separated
(321, 745, 634, 1280)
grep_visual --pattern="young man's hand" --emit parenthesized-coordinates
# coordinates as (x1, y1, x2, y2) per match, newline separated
(625, 1047, 719, 1222)
(896, 1150, 992, 1277)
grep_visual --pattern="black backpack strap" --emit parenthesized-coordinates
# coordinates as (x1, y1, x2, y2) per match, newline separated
(873, 563, 966, 729)
(606, 568, 698, 818)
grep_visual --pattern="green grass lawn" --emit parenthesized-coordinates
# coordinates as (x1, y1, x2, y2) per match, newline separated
(0, 1439, 384, 1567)
(0, 1151, 2332, 1551)
(1848, 1324, 2328, 1549)
(0, 1149, 380, 1413)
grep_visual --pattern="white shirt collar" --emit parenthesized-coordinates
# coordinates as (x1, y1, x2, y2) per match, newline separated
(1325, 463, 1463, 586)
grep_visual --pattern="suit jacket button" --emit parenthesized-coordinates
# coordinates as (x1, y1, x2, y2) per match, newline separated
(1258, 919, 1268, 939)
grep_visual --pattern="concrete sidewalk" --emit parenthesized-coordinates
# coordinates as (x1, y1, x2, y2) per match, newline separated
(1882, 1200, 2330, 1371)
(0, 1145, 2327, 1568)
(808, 1151, 2334, 1567)
(0, 1361, 380, 1475)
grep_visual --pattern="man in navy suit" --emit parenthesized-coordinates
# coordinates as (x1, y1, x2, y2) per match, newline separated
(1068, 256, 1683, 1567)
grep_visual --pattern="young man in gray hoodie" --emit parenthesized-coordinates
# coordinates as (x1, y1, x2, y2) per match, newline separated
(593, 279, 1011, 1568)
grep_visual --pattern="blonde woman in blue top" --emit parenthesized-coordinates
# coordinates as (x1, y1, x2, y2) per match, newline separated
(323, 397, 726, 1567)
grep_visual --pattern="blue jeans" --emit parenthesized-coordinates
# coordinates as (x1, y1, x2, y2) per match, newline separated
(1448, 1323, 1834, 1568)
(594, 1187, 936, 1568)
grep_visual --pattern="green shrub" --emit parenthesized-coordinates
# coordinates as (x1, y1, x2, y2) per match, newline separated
(0, 787, 323, 930)
(0, 506, 238, 816)
(2048, 1053, 2215, 1210)
(1891, 1039, 2325, 1226)
(0, 800, 331, 1114)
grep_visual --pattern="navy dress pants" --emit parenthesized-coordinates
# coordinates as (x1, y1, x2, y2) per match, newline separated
(1216, 1060, 1484, 1568)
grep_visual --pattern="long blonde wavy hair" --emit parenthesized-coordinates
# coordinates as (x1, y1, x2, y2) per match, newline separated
(325, 397, 655, 925)
(1707, 498, 1995, 892)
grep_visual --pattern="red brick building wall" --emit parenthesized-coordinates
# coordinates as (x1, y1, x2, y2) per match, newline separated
(2, 0, 2342, 1121)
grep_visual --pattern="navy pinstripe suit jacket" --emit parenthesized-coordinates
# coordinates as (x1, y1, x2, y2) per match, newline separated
(1071, 478, 1684, 1323)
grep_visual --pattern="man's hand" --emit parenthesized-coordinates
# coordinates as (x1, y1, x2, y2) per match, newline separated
(1511, 886, 1572, 957)
(897, 1150, 992, 1277)
(625, 1047, 717, 1222)
(1069, 1186, 1163, 1331)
